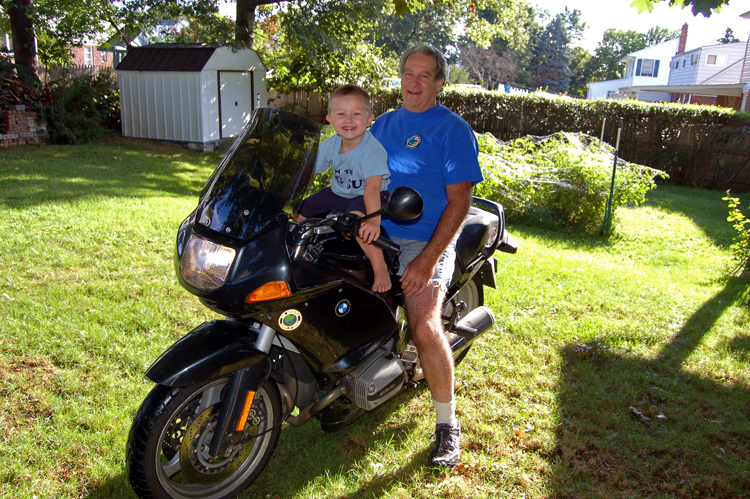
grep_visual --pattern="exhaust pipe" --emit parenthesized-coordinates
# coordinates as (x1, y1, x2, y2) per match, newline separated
(448, 306, 495, 357)
(453, 306, 495, 339)
(278, 378, 350, 427)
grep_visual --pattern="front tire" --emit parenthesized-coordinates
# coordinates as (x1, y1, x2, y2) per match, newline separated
(127, 378, 281, 499)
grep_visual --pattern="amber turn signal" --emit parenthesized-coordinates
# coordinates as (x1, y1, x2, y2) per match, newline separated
(245, 281, 291, 303)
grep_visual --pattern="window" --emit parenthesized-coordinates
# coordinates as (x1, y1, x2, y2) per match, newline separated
(84, 46, 93, 66)
(706, 54, 727, 66)
(100, 51, 107, 63)
(636, 58, 659, 77)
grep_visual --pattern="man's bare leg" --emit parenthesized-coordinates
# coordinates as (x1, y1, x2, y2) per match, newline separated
(405, 287, 454, 403)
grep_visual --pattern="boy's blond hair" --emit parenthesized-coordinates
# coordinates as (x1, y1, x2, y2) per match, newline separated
(328, 84, 372, 115)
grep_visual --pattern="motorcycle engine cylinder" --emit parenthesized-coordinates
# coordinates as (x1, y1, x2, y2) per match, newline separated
(350, 349, 406, 410)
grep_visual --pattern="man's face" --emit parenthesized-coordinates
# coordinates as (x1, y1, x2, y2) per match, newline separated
(401, 52, 444, 113)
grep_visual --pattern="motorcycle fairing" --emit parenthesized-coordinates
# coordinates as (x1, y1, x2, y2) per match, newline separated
(254, 280, 399, 378)
(145, 319, 268, 387)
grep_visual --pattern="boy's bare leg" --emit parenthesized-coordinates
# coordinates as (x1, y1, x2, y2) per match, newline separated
(360, 243, 391, 293)
(351, 209, 391, 293)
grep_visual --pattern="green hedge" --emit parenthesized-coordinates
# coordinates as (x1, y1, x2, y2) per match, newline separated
(372, 87, 750, 192)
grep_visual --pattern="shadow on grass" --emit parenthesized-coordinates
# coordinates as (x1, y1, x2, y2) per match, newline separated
(0, 138, 221, 208)
(87, 390, 424, 499)
(643, 185, 746, 249)
(241, 391, 423, 498)
(551, 276, 750, 498)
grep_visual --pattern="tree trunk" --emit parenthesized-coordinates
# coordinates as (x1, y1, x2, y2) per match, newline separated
(236, 0, 258, 50)
(7, 0, 38, 79)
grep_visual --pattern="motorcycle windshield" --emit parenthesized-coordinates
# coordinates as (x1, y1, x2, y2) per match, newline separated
(197, 109, 320, 240)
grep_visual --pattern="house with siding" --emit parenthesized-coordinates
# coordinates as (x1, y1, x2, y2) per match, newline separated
(586, 24, 716, 103)
(586, 38, 679, 102)
(626, 10, 750, 111)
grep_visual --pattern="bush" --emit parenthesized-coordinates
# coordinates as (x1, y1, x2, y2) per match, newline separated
(474, 131, 667, 235)
(42, 73, 120, 144)
(371, 86, 750, 192)
(722, 191, 750, 276)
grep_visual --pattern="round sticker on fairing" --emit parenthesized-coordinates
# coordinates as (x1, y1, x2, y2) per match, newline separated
(279, 309, 302, 330)
(335, 300, 350, 317)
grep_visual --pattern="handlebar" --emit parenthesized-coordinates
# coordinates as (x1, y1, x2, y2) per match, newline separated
(371, 236, 401, 255)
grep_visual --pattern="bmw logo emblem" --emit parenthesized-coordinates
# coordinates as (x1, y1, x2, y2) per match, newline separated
(336, 300, 351, 317)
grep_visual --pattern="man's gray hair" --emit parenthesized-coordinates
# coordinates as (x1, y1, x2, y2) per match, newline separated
(399, 43, 450, 83)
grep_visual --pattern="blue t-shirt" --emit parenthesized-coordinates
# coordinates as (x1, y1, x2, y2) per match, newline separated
(370, 104, 483, 242)
(314, 130, 390, 199)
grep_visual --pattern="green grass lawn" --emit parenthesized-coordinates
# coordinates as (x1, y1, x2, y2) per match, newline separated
(1, 139, 748, 499)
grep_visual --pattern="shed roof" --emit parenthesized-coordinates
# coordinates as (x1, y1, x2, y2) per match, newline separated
(116, 44, 218, 72)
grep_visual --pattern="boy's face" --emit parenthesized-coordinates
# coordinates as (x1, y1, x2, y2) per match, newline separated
(326, 93, 374, 143)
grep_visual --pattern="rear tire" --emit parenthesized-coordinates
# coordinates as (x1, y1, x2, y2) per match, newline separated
(127, 378, 281, 499)
(443, 274, 484, 366)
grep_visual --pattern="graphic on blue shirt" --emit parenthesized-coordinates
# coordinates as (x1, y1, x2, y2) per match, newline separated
(370, 104, 484, 242)
(406, 135, 422, 149)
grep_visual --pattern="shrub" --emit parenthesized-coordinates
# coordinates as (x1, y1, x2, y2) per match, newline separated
(370, 86, 750, 192)
(722, 191, 750, 276)
(474, 131, 667, 235)
(42, 73, 120, 144)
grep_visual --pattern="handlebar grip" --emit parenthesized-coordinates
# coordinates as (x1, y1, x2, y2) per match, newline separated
(372, 236, 401, 255)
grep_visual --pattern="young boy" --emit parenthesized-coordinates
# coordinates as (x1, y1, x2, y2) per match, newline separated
(296, 84, 392, 293)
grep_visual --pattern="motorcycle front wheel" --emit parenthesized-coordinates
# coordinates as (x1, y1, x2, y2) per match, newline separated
(127, 378, 281, 499)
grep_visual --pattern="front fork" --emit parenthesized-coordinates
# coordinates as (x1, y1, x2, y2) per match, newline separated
(210, 323, 277, 457)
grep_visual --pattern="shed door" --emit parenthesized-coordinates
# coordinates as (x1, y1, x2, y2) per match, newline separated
(219, 71, 255, 138)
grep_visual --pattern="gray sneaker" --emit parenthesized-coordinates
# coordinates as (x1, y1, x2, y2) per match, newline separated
(429, 422, 460, 467)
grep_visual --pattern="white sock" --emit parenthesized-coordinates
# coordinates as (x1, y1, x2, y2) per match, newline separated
(433, 399, 457, 426)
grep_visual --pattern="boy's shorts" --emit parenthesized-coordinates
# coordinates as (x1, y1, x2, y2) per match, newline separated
(390, 237, 456, 293)
(298, 187, 389, 218)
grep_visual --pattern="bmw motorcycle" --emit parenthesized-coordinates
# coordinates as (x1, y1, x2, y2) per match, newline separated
(126, 108, 517, 499)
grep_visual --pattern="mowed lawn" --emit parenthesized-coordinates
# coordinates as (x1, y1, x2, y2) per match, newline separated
(0, 138, 748, 499)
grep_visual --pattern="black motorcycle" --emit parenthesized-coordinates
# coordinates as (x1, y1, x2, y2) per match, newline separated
(126, 108, 517, 499)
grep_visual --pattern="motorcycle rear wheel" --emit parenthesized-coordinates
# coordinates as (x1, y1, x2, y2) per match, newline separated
(444, 274, 484, 365)
(127, 378, 281, 499)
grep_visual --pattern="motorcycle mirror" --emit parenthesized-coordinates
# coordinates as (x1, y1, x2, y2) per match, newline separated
(386, 186, 423, 220)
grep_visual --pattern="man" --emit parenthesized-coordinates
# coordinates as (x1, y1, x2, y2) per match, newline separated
(370, 44, 484, 468)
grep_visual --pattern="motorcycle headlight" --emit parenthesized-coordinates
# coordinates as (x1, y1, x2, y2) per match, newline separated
(180, 234, 236, 291)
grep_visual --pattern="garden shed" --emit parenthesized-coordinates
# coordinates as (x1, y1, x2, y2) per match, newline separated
(117, 44, 267, 150)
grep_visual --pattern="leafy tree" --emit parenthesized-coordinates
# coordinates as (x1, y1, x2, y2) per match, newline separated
(528, 9, 584, 93)
(269, 0, 392, 95)
(568, 46, 593, 98)
(717, 27, 739, 44)
(583, 26, 678, 82)
(631, 0, 729, 17)
(459, 41, 517, 89)
(371, 4, 460, 61)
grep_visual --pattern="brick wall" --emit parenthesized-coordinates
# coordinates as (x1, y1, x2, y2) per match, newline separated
(69, 45, 114, 69)
(0, 105, 49, 148)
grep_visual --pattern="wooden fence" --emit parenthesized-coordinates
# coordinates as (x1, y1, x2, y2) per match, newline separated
(39, 64, 114, 83)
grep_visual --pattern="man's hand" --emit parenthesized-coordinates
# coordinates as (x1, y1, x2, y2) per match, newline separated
(400, 253, 437, 297)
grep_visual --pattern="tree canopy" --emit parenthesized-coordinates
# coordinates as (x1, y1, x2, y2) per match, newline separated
(630, 0, 729, 17)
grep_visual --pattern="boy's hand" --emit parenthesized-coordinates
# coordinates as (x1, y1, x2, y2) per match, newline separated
(358, 220, 381, 243)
